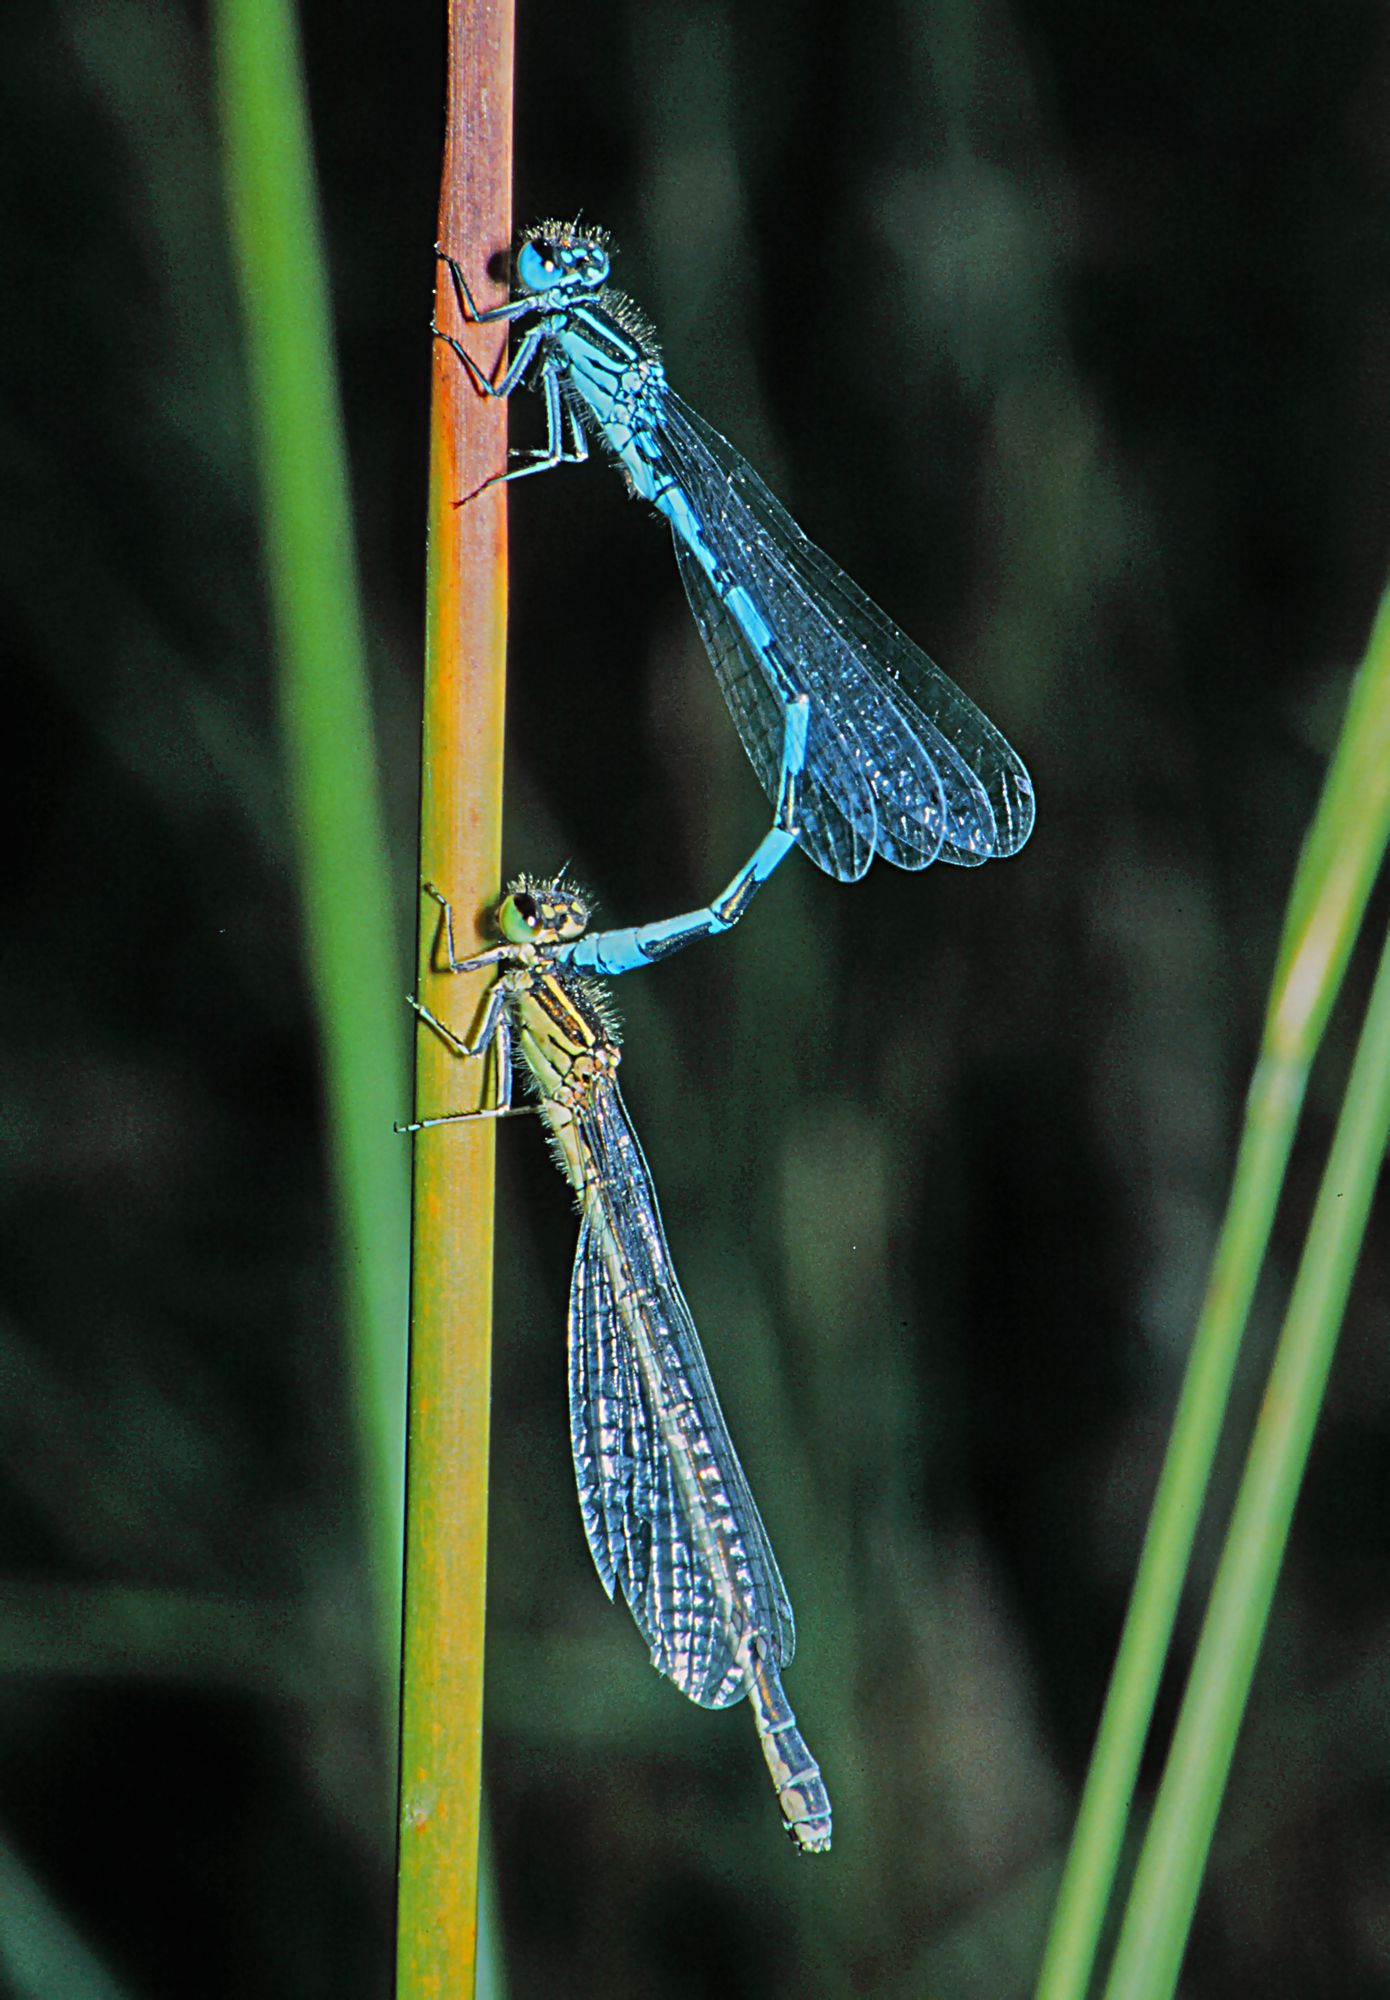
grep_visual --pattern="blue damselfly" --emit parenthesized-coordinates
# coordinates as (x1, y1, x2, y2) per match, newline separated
(437, 220, 1035, 886)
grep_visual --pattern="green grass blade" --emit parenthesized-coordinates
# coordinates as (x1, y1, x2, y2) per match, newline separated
(1037, 588, 1390, 2000)
(212, 0, 409, 1667)
(1103, 911, 1390, 1996)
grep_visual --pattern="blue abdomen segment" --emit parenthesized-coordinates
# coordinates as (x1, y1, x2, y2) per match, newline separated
(561, 700, 810, 977)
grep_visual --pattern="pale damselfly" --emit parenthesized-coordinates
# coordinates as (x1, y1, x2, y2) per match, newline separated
(437, 219, 1035, 886)
(399, 782, 831, 1852)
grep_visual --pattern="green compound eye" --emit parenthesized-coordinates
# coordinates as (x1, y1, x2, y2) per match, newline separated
(497, 891, 540, 943)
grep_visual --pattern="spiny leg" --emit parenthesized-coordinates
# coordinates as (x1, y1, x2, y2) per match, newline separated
(431, 317, 544, 402)
(424, 880, 465, 974)
(429, 336, 589, 501)
(432, 248, 591, 493)
(396, 987, 527, 1132)
(436, 247, 537, 329)
(505, 363, 589, 478)
(420, 883, 519, 979)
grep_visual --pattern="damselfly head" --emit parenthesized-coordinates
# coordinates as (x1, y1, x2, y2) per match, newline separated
(516, 220, 612, 297)
(497, 875, 592, 946)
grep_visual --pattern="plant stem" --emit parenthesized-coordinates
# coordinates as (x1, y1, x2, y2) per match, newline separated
(394, 1, 513, 1994)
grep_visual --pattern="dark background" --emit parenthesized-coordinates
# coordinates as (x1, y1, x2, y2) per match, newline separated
(5, 0, 1390, 1994)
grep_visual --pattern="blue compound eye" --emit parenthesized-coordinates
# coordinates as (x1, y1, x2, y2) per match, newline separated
(516, 241, 561, 292)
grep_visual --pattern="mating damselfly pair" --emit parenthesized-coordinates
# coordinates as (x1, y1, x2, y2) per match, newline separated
(408, 218, 1035, 1851)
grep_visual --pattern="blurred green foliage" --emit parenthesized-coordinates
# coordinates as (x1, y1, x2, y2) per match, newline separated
(213, 0, 409, 1678)
(4, 0, 1390, 1996)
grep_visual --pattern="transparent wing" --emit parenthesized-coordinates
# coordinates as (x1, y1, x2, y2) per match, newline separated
(655, 390, 1035, 877)
(567, 1076, 796, 1709)
(670, 544, 885, 881)
(570, 1213, 653, 1608)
